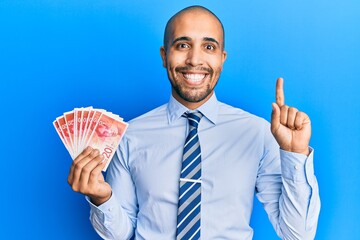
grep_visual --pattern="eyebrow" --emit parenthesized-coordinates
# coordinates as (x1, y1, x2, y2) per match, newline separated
(172, 36, 191, 46)
(203, 37, 220, 47)
(172, 36, 220, 47)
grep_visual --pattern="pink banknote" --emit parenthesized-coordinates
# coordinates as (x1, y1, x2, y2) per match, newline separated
(55, 116, 74, 158)
(86, 112, 128, 171)
(53, 107, 128, 171)
(64, 111, 75, 155)
(53, 119, 73, 157)
(79, 107, 93, 150)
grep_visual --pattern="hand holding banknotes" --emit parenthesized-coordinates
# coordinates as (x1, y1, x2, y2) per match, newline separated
(68, 146, 112, 205)
(53, 107, 128, 205)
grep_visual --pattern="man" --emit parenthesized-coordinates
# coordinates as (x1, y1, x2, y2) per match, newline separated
(68, 5, 320, 239)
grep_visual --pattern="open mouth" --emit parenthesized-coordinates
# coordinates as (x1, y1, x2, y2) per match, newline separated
(181, 73, 208, 85)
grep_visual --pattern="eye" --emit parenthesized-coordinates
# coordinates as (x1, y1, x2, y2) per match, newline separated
(177, 43, 190, 49)
(205, 44, 215, 50)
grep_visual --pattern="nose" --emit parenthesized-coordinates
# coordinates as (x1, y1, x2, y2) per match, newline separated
(185, 46, 204, 67)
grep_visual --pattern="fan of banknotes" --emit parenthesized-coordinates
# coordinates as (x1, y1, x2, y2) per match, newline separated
(53, 107, 128, 171)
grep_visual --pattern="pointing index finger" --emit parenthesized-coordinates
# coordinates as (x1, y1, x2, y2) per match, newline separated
(276, 77, 285, 106)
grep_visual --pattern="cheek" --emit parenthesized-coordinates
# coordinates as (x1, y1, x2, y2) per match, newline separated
(210, 64, 224, 76)
(209, 66, 223, 85)
(214, 57, 225, 69)
(207, 56, 224, 70)
(168, 52, 187, 66)
(167, 66, 178, 82)
(168, 66, 176, 75)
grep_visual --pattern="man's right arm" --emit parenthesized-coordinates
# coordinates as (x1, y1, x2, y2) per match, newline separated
(68, 144, 136, 239)
(87, 193, 135, 239)
(89, 141, 138, 239)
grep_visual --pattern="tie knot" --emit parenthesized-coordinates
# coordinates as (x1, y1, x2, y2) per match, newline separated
(185, 111, 203, 129)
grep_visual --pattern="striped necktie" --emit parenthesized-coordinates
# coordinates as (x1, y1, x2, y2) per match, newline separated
(176, 111, 203, 240)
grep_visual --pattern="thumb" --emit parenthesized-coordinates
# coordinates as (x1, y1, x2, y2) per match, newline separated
(271, 103, 281, 134)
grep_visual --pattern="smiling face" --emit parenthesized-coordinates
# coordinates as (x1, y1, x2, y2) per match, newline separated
(160, 9, 227, 109)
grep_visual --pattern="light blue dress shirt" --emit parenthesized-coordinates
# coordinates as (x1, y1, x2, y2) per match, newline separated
(88, 93, 320, 239)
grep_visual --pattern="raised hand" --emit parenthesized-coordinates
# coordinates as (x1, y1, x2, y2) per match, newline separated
(271, 78, 311, 156)
(67, 147, 112, 206)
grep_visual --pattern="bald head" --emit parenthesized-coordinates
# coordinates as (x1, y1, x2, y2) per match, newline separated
(163, 5, 225, 51)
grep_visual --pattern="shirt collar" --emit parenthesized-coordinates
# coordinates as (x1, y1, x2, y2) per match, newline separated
(167, 93, 219, 125)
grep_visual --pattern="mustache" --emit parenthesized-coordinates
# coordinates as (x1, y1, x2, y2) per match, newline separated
(175, 66, 213, 74)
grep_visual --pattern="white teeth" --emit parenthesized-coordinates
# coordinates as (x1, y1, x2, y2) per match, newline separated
(183, 73, 205, 81)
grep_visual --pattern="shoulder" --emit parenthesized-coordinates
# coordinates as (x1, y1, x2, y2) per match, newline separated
(126, 103, 168, 131)
(217, 101, 269, 126)
(215, 101, 274, 149)
(119, 103, 168, 146)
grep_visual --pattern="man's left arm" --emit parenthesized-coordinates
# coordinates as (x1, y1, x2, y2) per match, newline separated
(260, 78, 320, 239)
(256, 134, 320, 239)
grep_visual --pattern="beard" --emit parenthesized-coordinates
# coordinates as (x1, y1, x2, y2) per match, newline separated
(169, 66, 219, 103)
(172, 82, 213, 103)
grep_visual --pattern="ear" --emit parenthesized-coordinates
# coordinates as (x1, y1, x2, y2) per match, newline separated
(160, 46, 167, 68)
(221, 50, 227, 71)
(222, 50, 227, 64)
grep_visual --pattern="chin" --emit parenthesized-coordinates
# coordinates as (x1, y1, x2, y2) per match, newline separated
(179, 90, 212, 103)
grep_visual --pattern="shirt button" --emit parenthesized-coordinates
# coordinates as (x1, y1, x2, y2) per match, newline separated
(294, 165, 299, 170)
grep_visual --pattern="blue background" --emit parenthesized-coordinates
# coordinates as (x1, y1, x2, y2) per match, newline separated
(1, 0, 359, 239)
